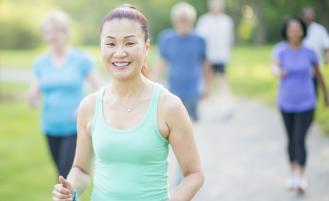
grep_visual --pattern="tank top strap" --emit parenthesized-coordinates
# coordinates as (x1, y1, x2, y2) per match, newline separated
(148, 84, 162, 126)
(91, 87, 106, 134)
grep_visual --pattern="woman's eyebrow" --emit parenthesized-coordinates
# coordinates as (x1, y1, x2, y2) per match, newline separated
(105, 35, 137, 39)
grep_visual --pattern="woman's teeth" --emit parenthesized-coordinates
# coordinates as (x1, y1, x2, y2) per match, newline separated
(113, 62, 130, 67)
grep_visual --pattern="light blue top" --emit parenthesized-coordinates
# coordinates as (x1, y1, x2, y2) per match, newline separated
(158, 29, 206, 99)
(33, 48, 94, 136)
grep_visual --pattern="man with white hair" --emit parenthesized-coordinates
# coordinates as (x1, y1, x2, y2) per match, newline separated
(196, 0, 234, 117)
(157, 2, 211, 122)
(302, 7, 329, 95)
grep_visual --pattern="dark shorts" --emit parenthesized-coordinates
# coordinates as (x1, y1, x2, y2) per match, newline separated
(211, 63, 226, 74)
(180, 97, 199, 121)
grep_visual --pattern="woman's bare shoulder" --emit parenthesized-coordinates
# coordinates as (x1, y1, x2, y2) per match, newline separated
(157, 85, 185, 116)
(78, 89, 101, 118)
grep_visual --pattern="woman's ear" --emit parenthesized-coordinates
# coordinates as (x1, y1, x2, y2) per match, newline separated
(145, 39, 150, 56)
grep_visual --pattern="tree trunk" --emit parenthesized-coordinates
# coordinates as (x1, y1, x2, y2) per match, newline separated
(253, 0, 266, 45)
(315, 0, 329, 30)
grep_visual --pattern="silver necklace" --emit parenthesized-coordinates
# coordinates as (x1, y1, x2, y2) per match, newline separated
(108, 84, 145, 113)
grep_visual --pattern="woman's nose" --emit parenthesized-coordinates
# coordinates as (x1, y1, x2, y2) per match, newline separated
(113, 47, 127, 58)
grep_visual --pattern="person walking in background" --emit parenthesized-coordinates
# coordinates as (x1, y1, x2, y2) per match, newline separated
(51, 5, 203, 201)
(156, 2, 211, 122)
(196, 0, 234, 118)
(26, 10, 101, 178)
(272, 17, 329, 194)
(302, 7, 329, 94)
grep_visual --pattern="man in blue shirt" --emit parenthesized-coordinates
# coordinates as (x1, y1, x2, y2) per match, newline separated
(156, 2, 211, 121)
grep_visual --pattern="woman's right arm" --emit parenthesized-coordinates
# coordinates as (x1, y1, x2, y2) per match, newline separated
(271, 58, 286, 78)
(26, 76, 40, 107)
(52, 94, 97, 201)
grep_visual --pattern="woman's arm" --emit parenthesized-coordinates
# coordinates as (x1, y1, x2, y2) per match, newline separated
(271, 59, 286, 78)
(314, 64, 329, 106)
(26, 76, 40, 107)
(52, 94, 97, 200)
(160, 93, 204, 201)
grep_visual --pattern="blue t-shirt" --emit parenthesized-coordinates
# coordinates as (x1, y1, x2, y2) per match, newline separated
(158, 29, 206, 99)
(276, 45, 318, 112)
(34, 48, 94, 136)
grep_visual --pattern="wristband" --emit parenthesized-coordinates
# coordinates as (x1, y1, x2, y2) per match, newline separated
(73, 191, 77, 201)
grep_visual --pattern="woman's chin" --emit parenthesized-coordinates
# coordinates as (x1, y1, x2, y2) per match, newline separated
(111, 72, 134, 81)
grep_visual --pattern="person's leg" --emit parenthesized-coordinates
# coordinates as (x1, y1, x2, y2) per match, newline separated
(213, 63, 234, 120)
(57, 134, 77, 178)
(281, 111, 297, 164)
(46, 135, 61, 174)
(293, 109, 314, 193)
(294, 109, 314, 171)
(281, 111, 299, 190)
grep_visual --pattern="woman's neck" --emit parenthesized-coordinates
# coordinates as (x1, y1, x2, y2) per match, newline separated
(110, 75, 146, 97)
(51, 45, 70, 58)
(289, 41, 301, 49)
(50, 45, 70, 66)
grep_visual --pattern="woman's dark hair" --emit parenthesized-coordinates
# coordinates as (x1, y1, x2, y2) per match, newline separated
(100, 4, 149, 41)
(281, 16, 307, 41)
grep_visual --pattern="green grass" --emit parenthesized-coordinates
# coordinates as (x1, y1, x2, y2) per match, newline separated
(1, 46, 329, 200)
(0, 83, 92, 201)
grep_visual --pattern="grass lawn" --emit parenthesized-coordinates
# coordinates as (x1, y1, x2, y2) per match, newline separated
(1, 46, 329, 200)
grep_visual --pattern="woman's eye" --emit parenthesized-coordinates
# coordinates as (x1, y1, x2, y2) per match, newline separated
(106, 43, 115, 47)
(126, 42, 135, 46)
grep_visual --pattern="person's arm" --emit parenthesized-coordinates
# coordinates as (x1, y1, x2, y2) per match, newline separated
(52, 94, 97, 200)
(271, 58, 286, 78)
(160, 93, 204, 201)
(26, 76, 40, 107)
(314, 63, 329, 106)
(325, 49, 329, 65)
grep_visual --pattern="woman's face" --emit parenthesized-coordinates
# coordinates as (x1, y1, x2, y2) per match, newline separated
(43, 24, 69, 50)
(286, 20, 304, 45)
(100, 19, 149, 80)
(173, 14, 194, 35)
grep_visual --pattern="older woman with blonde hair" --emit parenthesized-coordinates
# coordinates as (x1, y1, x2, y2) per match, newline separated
(26, 10, 101, 178)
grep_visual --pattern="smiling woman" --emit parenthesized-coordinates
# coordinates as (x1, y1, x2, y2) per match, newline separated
(51, 4, 204, 201)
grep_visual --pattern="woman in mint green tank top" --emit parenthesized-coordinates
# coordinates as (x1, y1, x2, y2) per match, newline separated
(52, 5, 204, 201)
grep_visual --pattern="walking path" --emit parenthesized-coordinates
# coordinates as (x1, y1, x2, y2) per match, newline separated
(169, 96, 329, 201)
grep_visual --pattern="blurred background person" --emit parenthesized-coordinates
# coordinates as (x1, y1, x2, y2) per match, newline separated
(156, 2, 211, 123)
(196, 0, 234, 118)
(302, 7, 329, 95)
(272, 17, 329, 194)
(26, 10, 101, 178)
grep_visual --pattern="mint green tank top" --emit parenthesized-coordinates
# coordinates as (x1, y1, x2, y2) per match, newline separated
(90, 84, 169, 201)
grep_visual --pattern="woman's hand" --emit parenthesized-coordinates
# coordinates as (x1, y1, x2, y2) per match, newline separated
(272, 66, 287, 78)
(52, 176, 74, 201)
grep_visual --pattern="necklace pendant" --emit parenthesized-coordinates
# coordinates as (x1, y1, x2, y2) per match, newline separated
(127, 108, 132, 112)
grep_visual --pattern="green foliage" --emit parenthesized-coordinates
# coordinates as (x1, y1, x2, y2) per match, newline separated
(0, 18, 41, 49)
